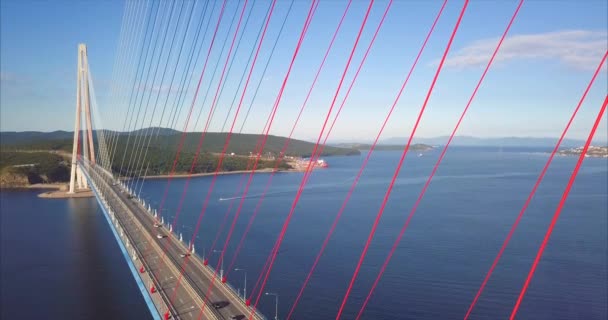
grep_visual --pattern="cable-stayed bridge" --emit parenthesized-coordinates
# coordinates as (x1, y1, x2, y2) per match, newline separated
(64, 0, 607, 319)
(70, 44, 264, 320)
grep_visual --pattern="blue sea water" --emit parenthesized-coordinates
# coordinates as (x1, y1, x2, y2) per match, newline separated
(1, 147, 607, 319)
(0, 190, 149, 319)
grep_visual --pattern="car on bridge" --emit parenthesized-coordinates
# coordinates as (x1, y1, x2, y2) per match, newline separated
(212, 301, 229, 309)
(179, 253, 191, 258)
(156, 234, 167, 239)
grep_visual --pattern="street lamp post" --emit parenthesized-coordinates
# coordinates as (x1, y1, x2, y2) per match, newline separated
(265, 292, 278, 320)
(212, 249, 224, 279)
(234, 268, 247, 300)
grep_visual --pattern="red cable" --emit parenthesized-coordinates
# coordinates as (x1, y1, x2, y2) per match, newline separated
(166, 0, 250, 240)
(205, 113, 275, 257)
(286, 1, 448, 318)
(206, 160, 253, 258)
(219, 0, 326, 295)
(335, 1, 470, 318)
(249, 1, 377, 318)
(199, 1, 320, 315)
(246, 239, 282, 305)
(164, 0, 263, 309)
(222, 0, 354, 282)
(207, 105, 276, 260)
(465, 50, 607, 319)
(348, 2, 524, 318)
(297, 0, 395, 186)
(108, 4, 231, 318)
(156, 0, 229, 218)
(510, 95, 607, 319)
(168, 0, 289, 316)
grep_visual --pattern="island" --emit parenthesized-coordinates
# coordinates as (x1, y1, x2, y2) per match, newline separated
(557, 146, 608, 158)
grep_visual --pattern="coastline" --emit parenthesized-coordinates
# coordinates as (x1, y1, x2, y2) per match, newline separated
(556, 146, 608, 158)
(1, 165, 321, 190)
(0, 182, 93, 198)
(0, 183, 67, 191)
(134, 168, 304, 180)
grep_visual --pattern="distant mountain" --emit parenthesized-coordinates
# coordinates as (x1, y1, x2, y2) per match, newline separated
(377, 136, 590, 147)
(0, 128, 183, 146)
(334, 143, 433, 151)
(0, 130, 73, 145)
(128, 127, 181, 136)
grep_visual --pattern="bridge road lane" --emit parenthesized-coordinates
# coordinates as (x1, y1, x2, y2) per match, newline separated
(88, 163, 264, 319)
(87, 166, 221, 320)
(114, 183, 262, 320)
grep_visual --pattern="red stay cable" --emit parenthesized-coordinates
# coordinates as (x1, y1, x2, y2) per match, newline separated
(206, 113, 276, 258)
(206, 158, 254, 260)
(184, 0, 313, 317)
(166, 0, 250, 243)
(286, 1, 448, 318)
(200, 0, 320, 315)
(335, 1, 470, 318)
(222, 0, 354, 282)
(249, 1, 377, 318)
(465, 50, 607, 319)
(165, 0, 275, 311)
(349, 1, 524, 318)
(156, 0, 229, 219)
(510, 95, 607, 319)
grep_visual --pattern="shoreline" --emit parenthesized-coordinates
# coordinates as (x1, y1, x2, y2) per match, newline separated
(38, 188, 94, 199)
(135, 168, 304, 180)
(1, 166, 319, 189)
(0, 183, 67, 191)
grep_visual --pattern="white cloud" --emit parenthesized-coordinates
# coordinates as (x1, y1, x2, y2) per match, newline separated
(442, 30, 607, 70)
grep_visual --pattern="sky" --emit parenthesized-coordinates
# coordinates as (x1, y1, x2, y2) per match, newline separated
(1, 0, 607, 143)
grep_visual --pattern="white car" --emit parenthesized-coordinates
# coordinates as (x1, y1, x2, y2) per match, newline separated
(156, 234, 166, 239)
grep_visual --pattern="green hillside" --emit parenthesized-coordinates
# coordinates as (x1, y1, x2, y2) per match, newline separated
(0, 151, 70, 186)
(1, 131, 361, 157)
(0, 130, 360, 182)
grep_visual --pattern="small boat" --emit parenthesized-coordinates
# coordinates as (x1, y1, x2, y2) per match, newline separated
(316, 159, 328, 168)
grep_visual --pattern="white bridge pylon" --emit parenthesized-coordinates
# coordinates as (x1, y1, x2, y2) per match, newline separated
(69, 43, 95, 193)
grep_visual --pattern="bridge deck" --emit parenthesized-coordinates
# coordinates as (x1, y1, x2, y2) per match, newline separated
(85, 162, 264, 320)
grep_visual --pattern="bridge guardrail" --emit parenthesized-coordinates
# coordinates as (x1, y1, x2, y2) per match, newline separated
(84, 165, 179, 319)
(167, 223, 266, 320)
(84, 163, 222, 320)
(84, 161, 265, 320)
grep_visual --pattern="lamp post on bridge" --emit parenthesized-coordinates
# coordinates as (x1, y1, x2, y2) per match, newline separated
(265, 292, 279, 320)
(234, 268, 247, 300)
(212, 249, 224, 280)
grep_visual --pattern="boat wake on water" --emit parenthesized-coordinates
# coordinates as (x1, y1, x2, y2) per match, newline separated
(217, 175, 357, 201)
(218, 189, 302, 202)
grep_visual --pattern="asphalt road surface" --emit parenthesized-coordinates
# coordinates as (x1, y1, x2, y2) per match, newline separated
(88, 165, 262, 320)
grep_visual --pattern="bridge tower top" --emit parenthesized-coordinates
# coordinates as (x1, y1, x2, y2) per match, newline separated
(68, 43, 96, 193)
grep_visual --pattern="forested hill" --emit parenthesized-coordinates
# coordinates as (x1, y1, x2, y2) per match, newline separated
(0, 130, 361, 157)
